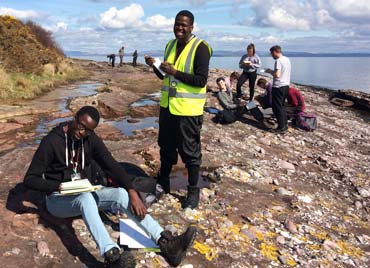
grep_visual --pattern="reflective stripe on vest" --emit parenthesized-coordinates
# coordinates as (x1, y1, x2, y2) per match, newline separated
(161, 36, 212, 116)
(161, 85, 206, 99)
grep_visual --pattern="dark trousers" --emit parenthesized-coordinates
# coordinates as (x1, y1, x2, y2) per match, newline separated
(133, 57, 137, 66)
(158, 107, 203, 186)
(272, 86, 289, 129)
(236, 71, 257, 100)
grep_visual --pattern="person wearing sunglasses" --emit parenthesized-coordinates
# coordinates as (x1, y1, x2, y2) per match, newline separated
(24, 106, 197, 268)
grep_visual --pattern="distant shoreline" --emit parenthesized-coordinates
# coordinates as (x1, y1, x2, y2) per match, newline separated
(71, 57, 367, 95)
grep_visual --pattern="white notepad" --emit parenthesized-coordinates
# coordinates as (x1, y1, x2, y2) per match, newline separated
(119, 219, 159, 249)
(59, 179, 102, 195)
(153, 57, 166, 78)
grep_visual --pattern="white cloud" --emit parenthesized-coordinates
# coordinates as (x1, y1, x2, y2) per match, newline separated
(0, 7, 41, 20)
(99, 4, 174, 32)
(44, 21, 68, 33)
(260, 35, 282, 44)
(144, 14, 173, 31)
(266, 7, 311, 31)
(100, 4, 144, 29)
(219, 36, 245, 42)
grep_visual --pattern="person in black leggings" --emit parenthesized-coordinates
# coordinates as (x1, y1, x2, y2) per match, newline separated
(237, 43, 261, 100)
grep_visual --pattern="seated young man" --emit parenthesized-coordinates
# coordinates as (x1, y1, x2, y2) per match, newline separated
(23, 106, 196, 268)
(255, 78, 273, 109)
(286, 87, 306, 117)
(216, 77, 239, 110)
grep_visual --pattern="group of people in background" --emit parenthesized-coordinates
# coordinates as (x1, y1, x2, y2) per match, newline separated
(216, 44, 306, 134)
(106, 46, 138, 68)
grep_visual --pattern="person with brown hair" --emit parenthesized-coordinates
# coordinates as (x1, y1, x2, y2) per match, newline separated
(265, 45, 291, 134)
(237, 43, 261, 100)
(255, 78, 273, 109)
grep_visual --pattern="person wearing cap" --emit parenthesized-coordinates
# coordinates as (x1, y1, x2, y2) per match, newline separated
(145, 10, 212, 209)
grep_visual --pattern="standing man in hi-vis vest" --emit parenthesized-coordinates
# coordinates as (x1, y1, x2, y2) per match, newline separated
(145, 10, 212, 209)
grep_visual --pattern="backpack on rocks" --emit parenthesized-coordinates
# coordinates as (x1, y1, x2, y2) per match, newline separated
(215, 109, 237, 124)
(295, 112, 317, 131)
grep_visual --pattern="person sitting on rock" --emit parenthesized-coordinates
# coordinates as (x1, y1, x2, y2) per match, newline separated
(286, 87, 306, 118)
(229, 71, 240, 91)
(23, 106, 197, 268)
(216, 77, 238, 110)
(255, 78, 273, 109)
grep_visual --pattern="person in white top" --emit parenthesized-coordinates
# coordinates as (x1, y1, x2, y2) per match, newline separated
(265, 45, 291, 134)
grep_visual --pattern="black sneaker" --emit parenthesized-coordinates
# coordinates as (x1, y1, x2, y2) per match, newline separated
(104, 248, 136, 268)
(104, 247, 120, 264)
(270, 126, 288, 134)
(159, 226, 197, 267)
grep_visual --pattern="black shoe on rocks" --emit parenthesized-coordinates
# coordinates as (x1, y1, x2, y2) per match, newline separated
(182, 186, 200, 209)
(156, 173, 170, 194)
(270, 126, 288, 134)
(104, 248, 136, 268)
(159, 227, 197, 267)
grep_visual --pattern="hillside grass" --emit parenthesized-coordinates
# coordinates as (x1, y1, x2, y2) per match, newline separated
(0, 16, 89, 102)
(0, 60, 88, 101)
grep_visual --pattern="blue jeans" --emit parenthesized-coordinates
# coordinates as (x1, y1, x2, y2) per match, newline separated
(46, 187, 164, 256)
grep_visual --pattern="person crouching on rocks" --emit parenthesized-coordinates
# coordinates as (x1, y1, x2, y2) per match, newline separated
(23, 106, 197, 268)
(286, 86, 306, 119)
(255, 78, 273, 109)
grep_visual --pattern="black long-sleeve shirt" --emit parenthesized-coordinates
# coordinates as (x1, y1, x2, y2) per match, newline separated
(24, 123, 133, 194)
(154, 39, 211, 87)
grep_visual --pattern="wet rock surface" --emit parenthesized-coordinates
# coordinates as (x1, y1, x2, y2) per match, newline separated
(0, 61, 370, 267)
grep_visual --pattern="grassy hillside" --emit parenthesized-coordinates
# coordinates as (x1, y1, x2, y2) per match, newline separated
(0, 16, 88, 101)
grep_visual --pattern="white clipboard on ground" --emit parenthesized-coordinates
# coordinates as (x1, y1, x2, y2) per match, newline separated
(119, 219, 159, 249)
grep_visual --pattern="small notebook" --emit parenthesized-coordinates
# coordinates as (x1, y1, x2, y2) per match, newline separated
(59, 179, 102, 195)
(119, 219, 159, 249)
(153, 58, 166, 78)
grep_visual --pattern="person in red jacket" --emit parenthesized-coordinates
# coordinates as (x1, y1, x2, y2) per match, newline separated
(286, 87, 305, 117)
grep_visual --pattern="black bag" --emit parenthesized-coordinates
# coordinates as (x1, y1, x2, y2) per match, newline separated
(91, 161, 163, 208)
(216, 109, 237, 124)
(249, 106, 264, 122)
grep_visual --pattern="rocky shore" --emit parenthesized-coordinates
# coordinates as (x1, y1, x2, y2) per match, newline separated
(1, 59, 370, 268)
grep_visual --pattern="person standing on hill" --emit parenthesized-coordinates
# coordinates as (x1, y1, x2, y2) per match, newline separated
(145, 10, 212, 209)
(265, 45, 292, 134)
(237, 43, 261, 101)
(119, 46, 125, 66)
(132, 50, 138, 66)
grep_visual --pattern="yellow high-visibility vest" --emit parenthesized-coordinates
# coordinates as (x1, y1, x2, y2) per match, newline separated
(160, 36, 212, 116)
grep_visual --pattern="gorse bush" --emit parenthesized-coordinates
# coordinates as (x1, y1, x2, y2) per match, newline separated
(0, 15, 61, 74)
(26, 21, 64, 56)
(0, 16, 88, 101)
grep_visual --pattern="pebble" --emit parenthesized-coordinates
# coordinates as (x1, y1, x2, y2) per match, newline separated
(181, 265, 194, 268)
(37, 241, 50, 256)
(323, 239, 339, 250)
(258, 138, 271, 146)
(241, 228, 257, 241)
(11, 247, 20, 255)
(275, 187, 294, 196)
(276, 235, 286, 244)
(278, 255, 288, 265)
(355, 201, 363, 209)
(357, 187, 370, 198)
(298, 195, 313, 203)
(278, 160, 295, 171)
(284, 220, 298, 233)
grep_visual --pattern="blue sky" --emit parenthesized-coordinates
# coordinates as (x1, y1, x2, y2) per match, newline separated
(1, 0, 370, 54)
